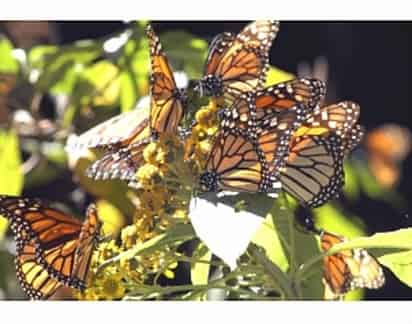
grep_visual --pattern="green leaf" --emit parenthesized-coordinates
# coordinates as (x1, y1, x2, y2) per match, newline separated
(342, 160, 361, 201)
(270, 196, 323, 299)
(117, 36, 149, 112)
(251, 213, 289, 272)
(379, 250, 412, 287)
(120, 71, 139, 112)
(82, 61, 121, 107)
(0, 129, 23, 239)
(30, 41, 102, 93)
(41, 142, 67, 165)
(98, 223, 196, 273)
(159, 31, 208, 79)
(95, 200, 126, 237)
(265, 66, 295, 86)
(191, 242, 212, 285)
(328, 228, 412, 253)
(0, 37, 19, 73)
(0, 129, 23, 195)
(313, 204, 366, 238)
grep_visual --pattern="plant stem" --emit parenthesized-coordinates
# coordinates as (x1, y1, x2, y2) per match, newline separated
(248, 244, 296, 300)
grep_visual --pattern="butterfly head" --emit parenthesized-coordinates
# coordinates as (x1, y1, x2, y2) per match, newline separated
(199, 171, 219, 192)
(197, 74, 224, 98)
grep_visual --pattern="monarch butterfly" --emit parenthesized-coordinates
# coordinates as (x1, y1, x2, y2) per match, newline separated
(68, 24, 186, 185)
(295, 101, 360, 139)
(279, 101, 363, 207)
(0, 196, 101, 299)
(198, 20, 279, 105)
(220, 78, 326, 133)
(199, 128, 281, 194)
(279, 133, 345, 208)
(320, 230, 385, 298)
(218, 78, 326, 177)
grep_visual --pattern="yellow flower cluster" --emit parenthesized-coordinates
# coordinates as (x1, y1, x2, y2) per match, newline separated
(79, 99, 219, 300)
(77, 240, 129, 300)
(184, 100, 219, 171)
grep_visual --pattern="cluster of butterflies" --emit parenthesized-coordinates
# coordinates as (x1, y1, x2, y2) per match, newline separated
(0, 21, 385, 300)
(67, 21, 361, 209)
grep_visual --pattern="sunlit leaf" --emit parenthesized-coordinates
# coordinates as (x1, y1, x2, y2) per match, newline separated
(120, 36, 150, 112)
(265, 65, 295, 86)
(120, 71, 138, 112)
(191, 242, 212, 285)
(251, 214, 289, 272)
(31, 42, 102, 94)
(313, 204, 366, 239)
(0, 129, 23, 239)
(0, 37, 19, 73)
(41, 142, 67, 165)
(82, 61, 121, 107)
(159, 31, 208, 79)
(379, 250, 412, 287)
(329, 228, 412, 253)
(96, 199, 126, 237)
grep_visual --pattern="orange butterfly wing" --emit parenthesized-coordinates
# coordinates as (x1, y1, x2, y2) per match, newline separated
(147, 24, 184, 135)
(202, 21, 279, 105)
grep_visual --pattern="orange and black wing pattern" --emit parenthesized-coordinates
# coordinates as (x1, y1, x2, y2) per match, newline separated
(221, 78, 326, 133)
(147, 24, 185, 135)
(297, 101, 360, 139)
(279, 133, 345, 207)
(320, 230, 385, 298)
(15, 239, 66, 300)
(0, 195, 101, 298)
(199, 129, 281, 194)
(200, 20, 279, 105)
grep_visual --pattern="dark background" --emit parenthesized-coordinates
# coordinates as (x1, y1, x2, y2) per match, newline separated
(8, 21, 412, 299)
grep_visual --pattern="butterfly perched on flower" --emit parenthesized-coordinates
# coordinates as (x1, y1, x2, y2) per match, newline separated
(279, 101, 364, 207)
(0, 196, 101, 300)
(199, 128, 281, 194)
(197, 20, 280, 106)
(199, 78, 326, 195)
(320, 230, 385, 299)
(66, 24, 187, 186)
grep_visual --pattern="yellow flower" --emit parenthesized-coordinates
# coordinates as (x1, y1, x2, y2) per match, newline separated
(78, 287, 100, 301)
(173, 208, 188, 220)
(98, 240, 121, 262)
(183, 99, 219, 172)
(121, 224, 138, 249)
(143, 142, 161, 165)
(136, 164, 163, 189)
(119, 257, 144, 283)
(99, 272, 126, 300)
(163, 261, 178, 279)
(195, 100, 218, 128)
